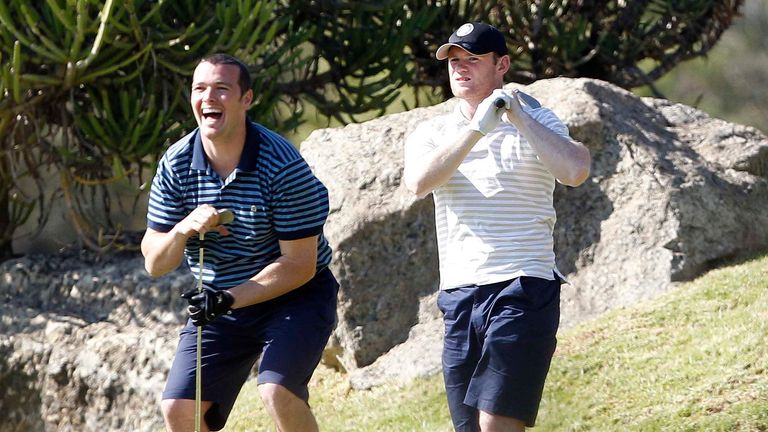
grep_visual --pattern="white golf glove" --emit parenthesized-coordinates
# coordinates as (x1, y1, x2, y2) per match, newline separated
(468, 89, 513, 135)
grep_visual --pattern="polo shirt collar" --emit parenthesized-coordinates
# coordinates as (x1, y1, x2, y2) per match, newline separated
(190, 120, 261, 172)
(238, 121, 261, 171)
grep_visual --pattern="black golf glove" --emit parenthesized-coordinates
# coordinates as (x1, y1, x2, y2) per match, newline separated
(181, 286, 235, 326)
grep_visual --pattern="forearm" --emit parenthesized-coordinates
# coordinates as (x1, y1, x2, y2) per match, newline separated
(514, 113, 591, 186)
(141, 228, 189, 277)
(404, 128, 482, 197)
(142, 204, 233, 277)
(228, 255, 317, 308)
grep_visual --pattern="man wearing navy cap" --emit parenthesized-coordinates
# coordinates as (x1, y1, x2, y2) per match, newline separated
(404, 22, 591, 431)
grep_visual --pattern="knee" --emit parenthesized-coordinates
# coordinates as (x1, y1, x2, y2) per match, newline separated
(478, 410, 526, 432)
(161, 399, 183, 420)
(161, 398, 207, 424)
(259, 383, 299, 413)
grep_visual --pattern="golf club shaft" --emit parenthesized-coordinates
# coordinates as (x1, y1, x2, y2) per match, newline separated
(194, 211, 233, 432)
(195, 232, 204, 432)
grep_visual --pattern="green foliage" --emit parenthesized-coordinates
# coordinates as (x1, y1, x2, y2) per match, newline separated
(405, 0, 744, 99)
(0, 0, 747, 257)
(219, 252, 768, 431)
(0, 0, 289, 253)
(639, 0, 768, 134)
(0, 0, 435, 255)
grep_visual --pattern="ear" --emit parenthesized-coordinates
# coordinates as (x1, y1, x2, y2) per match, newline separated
(497, 55, 511, 75)
(242, 89, 253, 106)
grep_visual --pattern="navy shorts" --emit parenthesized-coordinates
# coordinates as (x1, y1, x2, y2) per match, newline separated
(162, 267, 338, 431)
(437, 275, 561, 431)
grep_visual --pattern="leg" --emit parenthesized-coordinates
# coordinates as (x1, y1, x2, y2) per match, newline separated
(259, 383, 319, 432)
(161, 399, 213, 432)
(478, 410, 526, 432)
(437, 288, 482, 432)
(467, 277, 561, 429)
(163, 321, 263, 431)
(256, 269, 338, 431)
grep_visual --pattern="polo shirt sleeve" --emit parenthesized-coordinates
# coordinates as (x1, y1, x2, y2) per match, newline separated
(404, 120, 438, 165)
(271, 158, 329, 241)
(146, 155, 185, 233)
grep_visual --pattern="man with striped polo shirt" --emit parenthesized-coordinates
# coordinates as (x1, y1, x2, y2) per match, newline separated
(404, 23, 591, 431)
(141, 53, 337, 432)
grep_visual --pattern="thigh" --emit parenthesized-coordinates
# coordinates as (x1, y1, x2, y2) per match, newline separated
(437, 287, 482, 432)
(257, 269, 338, 402)
(163, 322, 263, 430)
(484, 275, 561, 346)
(468, 276, 561, 426)
(437, 287, 480, 368)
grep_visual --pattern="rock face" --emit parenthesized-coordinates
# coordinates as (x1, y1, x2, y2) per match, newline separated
(2, 78, 767, 428)
(301, 78, 768, 387)
(301, 105, 446, 371)
(0, 251, 191, 431)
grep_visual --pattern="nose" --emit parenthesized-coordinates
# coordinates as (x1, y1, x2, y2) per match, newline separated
(198, 86, 215, 102)
(452, 59, 469, 72)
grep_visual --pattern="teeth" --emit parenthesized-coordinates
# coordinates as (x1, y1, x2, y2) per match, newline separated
(202, 108, 222, 114)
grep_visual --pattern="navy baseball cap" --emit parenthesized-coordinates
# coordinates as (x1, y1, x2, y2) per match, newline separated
(436, 22, 509, 60)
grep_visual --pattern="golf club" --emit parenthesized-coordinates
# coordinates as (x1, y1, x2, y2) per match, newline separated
(494, 89, 541, 109)
(195, 208, 234, 432)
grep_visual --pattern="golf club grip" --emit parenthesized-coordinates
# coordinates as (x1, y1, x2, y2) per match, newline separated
(218, 209, 235, 225)
(495, 91, 542, 110)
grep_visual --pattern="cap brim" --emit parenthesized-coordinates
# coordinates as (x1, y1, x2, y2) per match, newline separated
(436, 43, 475, 60)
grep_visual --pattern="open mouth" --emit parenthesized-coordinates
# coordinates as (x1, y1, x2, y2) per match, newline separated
(202, 108, 223, 121)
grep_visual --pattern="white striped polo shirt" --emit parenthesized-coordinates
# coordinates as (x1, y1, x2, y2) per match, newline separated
(147, 120, 332, 289)
(405, 105, 570, 290)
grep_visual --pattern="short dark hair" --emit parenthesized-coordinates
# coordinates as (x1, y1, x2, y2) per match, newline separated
(198, 53, 252, 95)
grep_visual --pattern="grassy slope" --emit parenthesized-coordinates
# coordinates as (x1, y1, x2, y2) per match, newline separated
(225, 253, 768, 431)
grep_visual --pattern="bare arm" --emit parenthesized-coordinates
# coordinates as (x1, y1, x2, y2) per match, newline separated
(141, 228, 189, 277)
(227, 235, 319, 308)
(404, 89, 552, 197)
(403, 127, 483, 198)
(503, 95, 591, 186)
(140, 204, 230, 277)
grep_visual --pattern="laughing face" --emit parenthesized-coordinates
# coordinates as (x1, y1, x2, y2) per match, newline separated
(190, 61, 252, 143)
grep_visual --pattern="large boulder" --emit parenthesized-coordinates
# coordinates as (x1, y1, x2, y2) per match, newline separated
(300, 78, 768, 387)
(302, 105, 444, 370)
(0, 251, 190, 431)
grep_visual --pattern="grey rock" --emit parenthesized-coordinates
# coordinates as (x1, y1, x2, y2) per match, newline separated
(0, 250, 191, 431)
(302, 78, 768, 387)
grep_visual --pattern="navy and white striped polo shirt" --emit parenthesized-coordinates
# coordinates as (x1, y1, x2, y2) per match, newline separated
(147, 120, 332, 289)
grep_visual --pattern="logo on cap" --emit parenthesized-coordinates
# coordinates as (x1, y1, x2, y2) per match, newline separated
(456, 23, 474, 37)
(435, 21, 508, 60)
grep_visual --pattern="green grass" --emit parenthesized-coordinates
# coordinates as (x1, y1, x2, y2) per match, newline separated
(224, 253, 768, 431)
(538, 252, 768, 432)
(226, 365, 453, 432)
